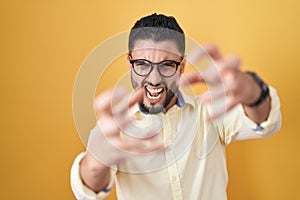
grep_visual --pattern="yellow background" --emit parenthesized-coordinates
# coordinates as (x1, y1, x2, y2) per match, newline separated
(1, 0, 299, 199)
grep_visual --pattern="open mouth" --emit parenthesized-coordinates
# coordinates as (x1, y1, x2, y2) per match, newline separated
(145, 85, 165, 102)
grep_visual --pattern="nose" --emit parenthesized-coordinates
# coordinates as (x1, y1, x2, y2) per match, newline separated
(147, 65, 162, 85)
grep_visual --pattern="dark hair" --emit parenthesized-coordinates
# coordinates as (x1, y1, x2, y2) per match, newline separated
(129, 13, 185, 56)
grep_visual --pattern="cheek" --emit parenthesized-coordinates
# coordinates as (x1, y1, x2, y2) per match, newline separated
(131, 72, 144, 88)
(166, 75, 180, 90)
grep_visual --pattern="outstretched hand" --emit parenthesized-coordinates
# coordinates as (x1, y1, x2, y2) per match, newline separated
(182, 44, 263, 121)
(88, 87, 164, 166)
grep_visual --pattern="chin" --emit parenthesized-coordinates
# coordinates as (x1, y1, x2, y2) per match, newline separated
(148, 105, 165, 114)
(142, 101, 165, 114)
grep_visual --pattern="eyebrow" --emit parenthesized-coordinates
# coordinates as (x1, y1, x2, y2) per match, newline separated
(128, 53, 183, 62)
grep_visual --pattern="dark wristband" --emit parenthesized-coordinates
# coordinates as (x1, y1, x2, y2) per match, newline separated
(246, 71, 270, 107)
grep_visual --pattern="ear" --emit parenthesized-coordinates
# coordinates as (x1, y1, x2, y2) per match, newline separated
(127, 53, 132, 69)
(179, 57, 186, 74)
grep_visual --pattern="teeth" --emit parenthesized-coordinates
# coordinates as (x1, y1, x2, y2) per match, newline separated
(147, 91, 162, 100)
(146, 87, 163, 93)
(145, 86, 164, 101)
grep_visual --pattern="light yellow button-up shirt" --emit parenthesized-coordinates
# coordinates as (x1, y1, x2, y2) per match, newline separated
(71, 87, 281, 200)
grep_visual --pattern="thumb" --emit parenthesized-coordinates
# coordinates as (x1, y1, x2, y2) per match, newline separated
(128, 87, 144, 107)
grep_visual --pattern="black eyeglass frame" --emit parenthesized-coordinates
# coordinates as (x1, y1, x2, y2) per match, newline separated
(129, 57, 184, 78)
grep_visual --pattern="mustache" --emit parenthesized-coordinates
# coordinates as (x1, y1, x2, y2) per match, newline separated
(141, 81, 168, 88)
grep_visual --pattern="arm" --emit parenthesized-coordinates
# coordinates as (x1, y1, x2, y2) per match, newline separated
(70, 152, 115, 200)
(243, 72, 271, 124)
(219, 86, 281, 144)
(71, 87, 164, 199)
(183, 43, 281, 126)
(80, 152, 111, 193)
(224, 70, 272, 124)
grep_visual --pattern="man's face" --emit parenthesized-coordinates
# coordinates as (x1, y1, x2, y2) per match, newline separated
(129, 39, 185, 114)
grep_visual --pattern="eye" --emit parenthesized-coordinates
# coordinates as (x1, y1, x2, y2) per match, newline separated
(161, 61, 177, 68)
(134, 60, 151, 67)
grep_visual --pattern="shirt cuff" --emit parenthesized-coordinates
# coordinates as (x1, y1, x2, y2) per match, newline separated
(70, 152, 115, 200)
(238, 86, 282, 136)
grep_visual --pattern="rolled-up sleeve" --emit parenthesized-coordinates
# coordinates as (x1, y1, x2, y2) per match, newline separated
(70, 152, 115, 200)
(220, 86, 282, 145)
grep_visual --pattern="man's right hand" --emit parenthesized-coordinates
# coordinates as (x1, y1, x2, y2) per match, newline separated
(79, 87, 164, 192)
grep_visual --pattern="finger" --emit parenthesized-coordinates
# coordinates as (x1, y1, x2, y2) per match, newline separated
(113, 111, 163, 145)
(134, 142, 165, 154)
(118, 141, 165, 155)
(121, 133, 165, 154)
(187, 44, 223, 64)
(206, 97, 238, 122)
(104, 125, 165, 155)
(181, 71, 205, 86)
(203, 43, 223, 61)
(111, 87, 143, 116)
(96, 117, 124, 137)
(86, 125, 132, 165)
(128, 87, 144, 107)
(199, 86, 227, 104)
(94, 87, 128, 115)
(97, 109, 134, 138)
(186, 46, 207, 65)
(222, 56, 241, 70)
(123, 115, 163, 139)
(109, 87, 144, 134)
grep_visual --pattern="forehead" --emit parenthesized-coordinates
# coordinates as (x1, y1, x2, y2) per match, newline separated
(131, 39, 182, 57)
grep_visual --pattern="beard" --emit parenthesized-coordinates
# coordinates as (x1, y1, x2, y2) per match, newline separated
(142, 84, 176, 114)
(131, 77, 179, 114)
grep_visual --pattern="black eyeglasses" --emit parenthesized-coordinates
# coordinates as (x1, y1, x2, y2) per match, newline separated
(129, 58, 183, 77)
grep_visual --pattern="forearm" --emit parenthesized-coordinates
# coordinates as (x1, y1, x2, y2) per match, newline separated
(244, 95, 271, 124)
(79, 152, 111, 193)
(242, 72, 271, 124)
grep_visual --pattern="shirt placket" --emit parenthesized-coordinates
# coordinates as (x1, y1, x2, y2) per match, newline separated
(163, 114, 184, 200)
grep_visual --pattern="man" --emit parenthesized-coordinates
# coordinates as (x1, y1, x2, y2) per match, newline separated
(71, 13, 281, 200)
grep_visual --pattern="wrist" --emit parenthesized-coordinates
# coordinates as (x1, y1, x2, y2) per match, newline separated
(84, 152, 110, 173)
(80, 153, 111, 193)
(244, 71, 270, 107)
